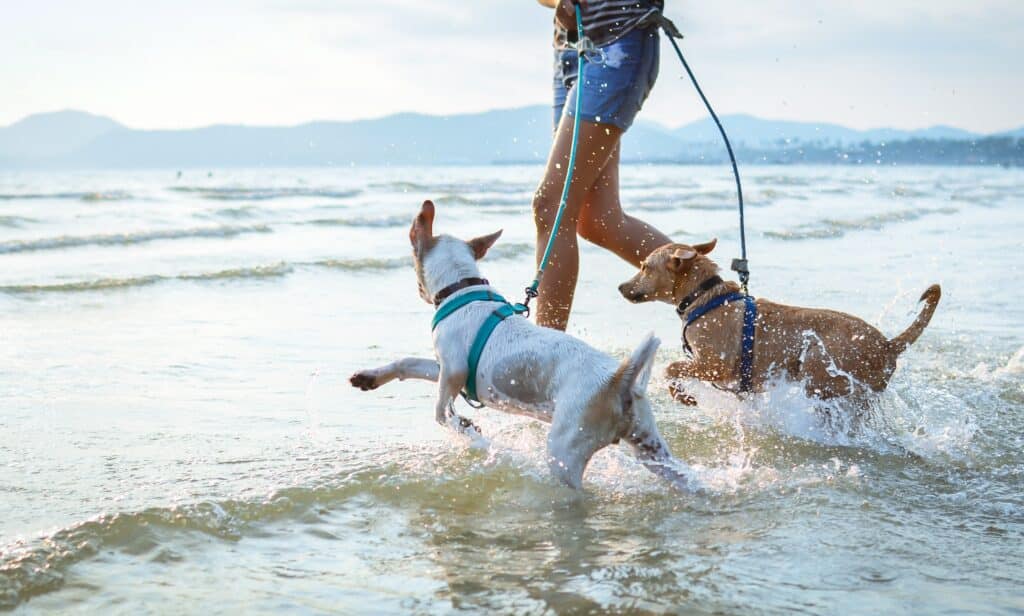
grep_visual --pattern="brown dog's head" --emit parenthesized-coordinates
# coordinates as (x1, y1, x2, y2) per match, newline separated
(409, 200, 502, 304)
(618, 239, 718, 304)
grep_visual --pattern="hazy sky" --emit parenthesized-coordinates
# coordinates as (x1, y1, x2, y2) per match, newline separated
(3, 0, 1021, 132)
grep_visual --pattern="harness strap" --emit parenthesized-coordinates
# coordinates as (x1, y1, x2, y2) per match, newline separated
(682, 292, 757, 393)
(739, 296, 756, 392)
(430, 286, 528, 402)
(432, 289, 503, 331)
(465, 303, 527, 401)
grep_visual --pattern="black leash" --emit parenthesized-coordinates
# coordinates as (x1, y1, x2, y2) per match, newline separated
(659, 18, 751, 294)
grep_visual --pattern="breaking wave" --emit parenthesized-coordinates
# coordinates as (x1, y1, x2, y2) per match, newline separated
(0, 191, 133, 202)
(313, 256, 412, 271)
(763, 206, 958, 240)
(432, 194, 528, 207)
(169, 187, 361, 201)
(0, 464, 374, 611)
(306, 214, 410, 228)
(0, 264, 294, 294)
(0, 243, 538, 295)
(0, 215, 36, 228)
(370, 180, 532, 195)
(0, 225, 272, 255)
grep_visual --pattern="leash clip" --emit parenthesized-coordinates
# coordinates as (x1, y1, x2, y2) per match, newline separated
(574, 37, 605, 64)
(520, 286, 538, 318)
(731, 258, 751, 295)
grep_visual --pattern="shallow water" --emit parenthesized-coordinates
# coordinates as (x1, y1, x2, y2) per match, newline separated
(1, 165, 1022, 613)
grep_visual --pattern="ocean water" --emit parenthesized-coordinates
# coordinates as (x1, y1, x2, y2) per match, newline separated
(1, 164, 1022, 614)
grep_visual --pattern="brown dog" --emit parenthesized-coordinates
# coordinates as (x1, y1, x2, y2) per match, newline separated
(618, 239, 941, 404)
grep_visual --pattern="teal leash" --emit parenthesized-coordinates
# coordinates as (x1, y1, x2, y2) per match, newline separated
(522, 3, 587, 312)
(434, 4, 590, 405)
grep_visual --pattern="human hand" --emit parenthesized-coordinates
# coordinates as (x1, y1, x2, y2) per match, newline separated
(555, 0, 587, 30)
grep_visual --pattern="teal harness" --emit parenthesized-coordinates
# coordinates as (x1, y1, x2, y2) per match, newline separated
(431, 286, 528, 402)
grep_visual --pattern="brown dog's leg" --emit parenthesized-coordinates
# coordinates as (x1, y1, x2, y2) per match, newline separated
(666, 360, 727, 381)
(665, 360, 720, 405)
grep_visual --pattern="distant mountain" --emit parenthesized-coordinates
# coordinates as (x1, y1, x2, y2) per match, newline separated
(0, 107, 1018, 168)
(0, 110, 124, 160)
(673, 114, 981, 146)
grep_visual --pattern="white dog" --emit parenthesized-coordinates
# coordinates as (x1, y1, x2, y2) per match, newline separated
(350, 200, 689, 490)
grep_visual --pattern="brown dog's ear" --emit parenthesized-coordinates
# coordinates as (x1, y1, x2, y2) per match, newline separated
(410, 200, 436, 247)
(468, 229, 503, 260)
(694, 238, 717, 255)
(667, 246, 697, 272)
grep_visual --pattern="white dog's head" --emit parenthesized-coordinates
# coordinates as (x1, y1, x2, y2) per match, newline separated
(409, 200, 502, 304)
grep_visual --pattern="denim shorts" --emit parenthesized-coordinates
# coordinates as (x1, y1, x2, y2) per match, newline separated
(552, 26, 660, 132)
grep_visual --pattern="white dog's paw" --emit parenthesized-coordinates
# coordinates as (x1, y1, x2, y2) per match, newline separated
(349, 370, 380, 391)
(448, 414, 489, 449)
(668, 381, 698, 406)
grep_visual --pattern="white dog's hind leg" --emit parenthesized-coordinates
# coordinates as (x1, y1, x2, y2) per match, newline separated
(626, 430, 694, 492)
(350, 357, 439, 391)
(545, 405, 595, 490)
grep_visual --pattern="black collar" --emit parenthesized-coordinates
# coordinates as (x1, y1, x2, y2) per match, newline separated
(432, 277, 489, 307)
(676, 275, 724, 316)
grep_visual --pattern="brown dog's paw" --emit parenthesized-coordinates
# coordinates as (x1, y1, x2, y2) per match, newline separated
(668, 382, 698, 406)
(350, 371, 379, 391)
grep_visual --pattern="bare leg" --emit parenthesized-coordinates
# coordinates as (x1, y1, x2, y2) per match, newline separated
(350, 357, 440, 391)
(533, 116, 623, 330)
(577, 146, 672, 267)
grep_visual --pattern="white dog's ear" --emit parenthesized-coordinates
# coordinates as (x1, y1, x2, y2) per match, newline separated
(468, 229, 502, 260)
(410, 200, 435, 249)
(694, 238, 717, 255)
(667, 247, 697, 272)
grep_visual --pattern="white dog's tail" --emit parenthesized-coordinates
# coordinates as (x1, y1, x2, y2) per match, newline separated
(618, 334, 660, 399)
(616, 335, 695, 492)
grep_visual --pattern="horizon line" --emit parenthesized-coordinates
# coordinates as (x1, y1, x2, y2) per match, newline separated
(5, 106, 1023, 136)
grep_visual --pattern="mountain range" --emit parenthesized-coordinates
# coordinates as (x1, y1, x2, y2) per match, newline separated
(0, 108, 1020, 168)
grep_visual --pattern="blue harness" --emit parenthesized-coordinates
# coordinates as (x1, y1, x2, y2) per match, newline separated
(431, 283, 528, 402)
(680, 282, 758, 393)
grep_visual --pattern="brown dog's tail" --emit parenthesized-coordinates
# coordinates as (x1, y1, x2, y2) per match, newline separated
(888, 284, 941, 355)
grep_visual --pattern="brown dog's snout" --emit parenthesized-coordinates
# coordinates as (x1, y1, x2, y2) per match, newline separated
(618, 280, 645, 303)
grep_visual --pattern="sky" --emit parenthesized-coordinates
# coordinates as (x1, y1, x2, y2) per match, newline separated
(2, 0, 1022, 133)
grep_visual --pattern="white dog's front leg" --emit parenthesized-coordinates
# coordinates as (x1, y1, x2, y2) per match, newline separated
(350, 357, 440, 391)
(433, 369, 486, 443)
(434, 371, 461, 425)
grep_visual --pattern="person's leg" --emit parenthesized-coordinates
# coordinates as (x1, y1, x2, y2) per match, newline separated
(576, 146, 672, 267)
(533, 115, 622, 331)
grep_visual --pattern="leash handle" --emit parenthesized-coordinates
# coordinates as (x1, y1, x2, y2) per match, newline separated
(526, 3, 586, 307)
